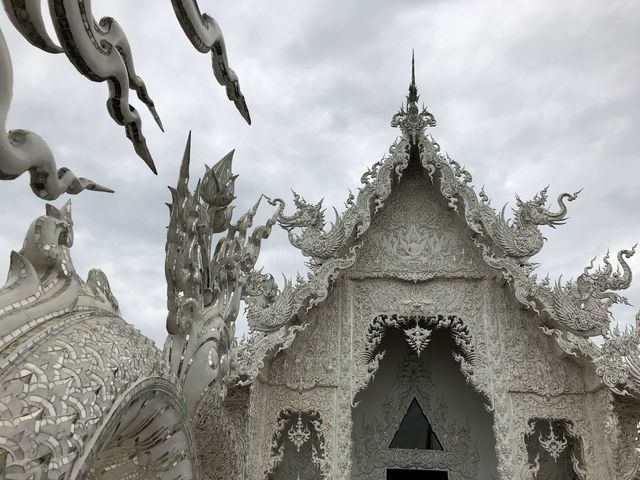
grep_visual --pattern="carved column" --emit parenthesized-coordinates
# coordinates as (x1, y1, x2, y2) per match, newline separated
(481, 279, 519, 479)
(604, 396, 640, 480)
(333, 278, 353, 479)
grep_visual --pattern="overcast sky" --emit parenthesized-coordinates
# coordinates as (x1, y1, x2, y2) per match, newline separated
(1, 0, 639, 345)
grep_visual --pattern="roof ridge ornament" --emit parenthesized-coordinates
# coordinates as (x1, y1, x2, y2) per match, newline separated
(391, 51, 437, 143)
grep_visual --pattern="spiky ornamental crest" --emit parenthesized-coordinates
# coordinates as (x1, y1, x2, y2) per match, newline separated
(391, 52, 437, 143)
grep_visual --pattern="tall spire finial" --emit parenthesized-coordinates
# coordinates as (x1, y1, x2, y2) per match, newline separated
(408, 50, 418, 105)
(391, 52, 437, 141)
(412, 49, 415, 82)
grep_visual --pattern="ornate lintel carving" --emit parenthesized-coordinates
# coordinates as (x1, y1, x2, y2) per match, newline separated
(356, 313, 490, 407)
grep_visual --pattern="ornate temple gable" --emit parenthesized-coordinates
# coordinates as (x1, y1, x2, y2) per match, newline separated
(236, 57, 640, 404)
(348, 157, 492, 281)
(242, 57, 584, 340)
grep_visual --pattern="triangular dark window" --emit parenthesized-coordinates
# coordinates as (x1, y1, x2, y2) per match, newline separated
(389, 398, 444, 450)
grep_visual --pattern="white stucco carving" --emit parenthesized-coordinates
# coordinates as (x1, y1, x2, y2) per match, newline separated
(3, 0, 165, 172)
(171, 0, 252, 124)
(1, 50, 640, 480)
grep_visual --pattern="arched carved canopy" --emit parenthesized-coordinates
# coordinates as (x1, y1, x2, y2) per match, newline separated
(351, 327, 500, 479)
(356, 314, 489, 405)
(266, 409, 330, 480)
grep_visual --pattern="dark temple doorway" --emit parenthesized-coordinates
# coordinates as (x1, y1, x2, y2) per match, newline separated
(387, 469, 448, 479)
(351, 329, 498, 479)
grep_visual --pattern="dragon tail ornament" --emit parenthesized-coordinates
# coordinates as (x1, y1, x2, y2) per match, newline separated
(0, 25, 112, 199)
(171, 0, 251, 124)
(2, 0, 163, 172)
(543, 308, 640, 399)
(164, 133, 277, 416)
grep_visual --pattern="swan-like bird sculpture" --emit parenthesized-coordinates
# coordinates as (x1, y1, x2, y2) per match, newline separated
(171, 0, 252, 124)
(2, 0, 163, 173)
(0, 27, 112, 200)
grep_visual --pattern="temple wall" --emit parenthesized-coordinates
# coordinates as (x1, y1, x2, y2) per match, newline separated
(243, 165, 616, 479)
(344, 276, 589, 479)
(245, 273, 599, 479)
(245, 284, 344, 480)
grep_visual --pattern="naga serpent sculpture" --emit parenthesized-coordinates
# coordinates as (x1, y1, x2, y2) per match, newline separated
(171, 0, 251, 124)
(0, 26, 111, 199)
(270, 193, 347, 264)
(482, 187, 581, 263)
(2, 0, 163, 173)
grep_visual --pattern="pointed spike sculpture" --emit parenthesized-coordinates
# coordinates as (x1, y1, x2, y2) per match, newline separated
(0, 26, 112, 199)
(239, 195, 263, 225)
(177, 131, 193, 196)
(2, 0, 163, 173)
(164, 134, 278, 417)
(165, 134, 195, 334)
(171, 0, 251, 124)
(408, 49, 418, 105)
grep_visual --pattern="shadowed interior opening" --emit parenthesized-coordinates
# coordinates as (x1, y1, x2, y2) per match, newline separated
(389, 397, 443, 450)
(387, 468, 448, 479)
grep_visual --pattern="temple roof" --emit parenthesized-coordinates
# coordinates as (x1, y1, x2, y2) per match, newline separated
(233, 58, 639, 398)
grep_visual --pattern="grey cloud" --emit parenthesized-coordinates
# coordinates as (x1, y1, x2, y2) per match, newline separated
(1, 0, 639, 345)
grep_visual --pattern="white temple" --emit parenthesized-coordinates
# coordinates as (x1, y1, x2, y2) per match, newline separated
(1, 43, 640, 479)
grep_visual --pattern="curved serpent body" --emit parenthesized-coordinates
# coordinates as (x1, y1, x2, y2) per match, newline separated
(0, 26, 111, 199)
